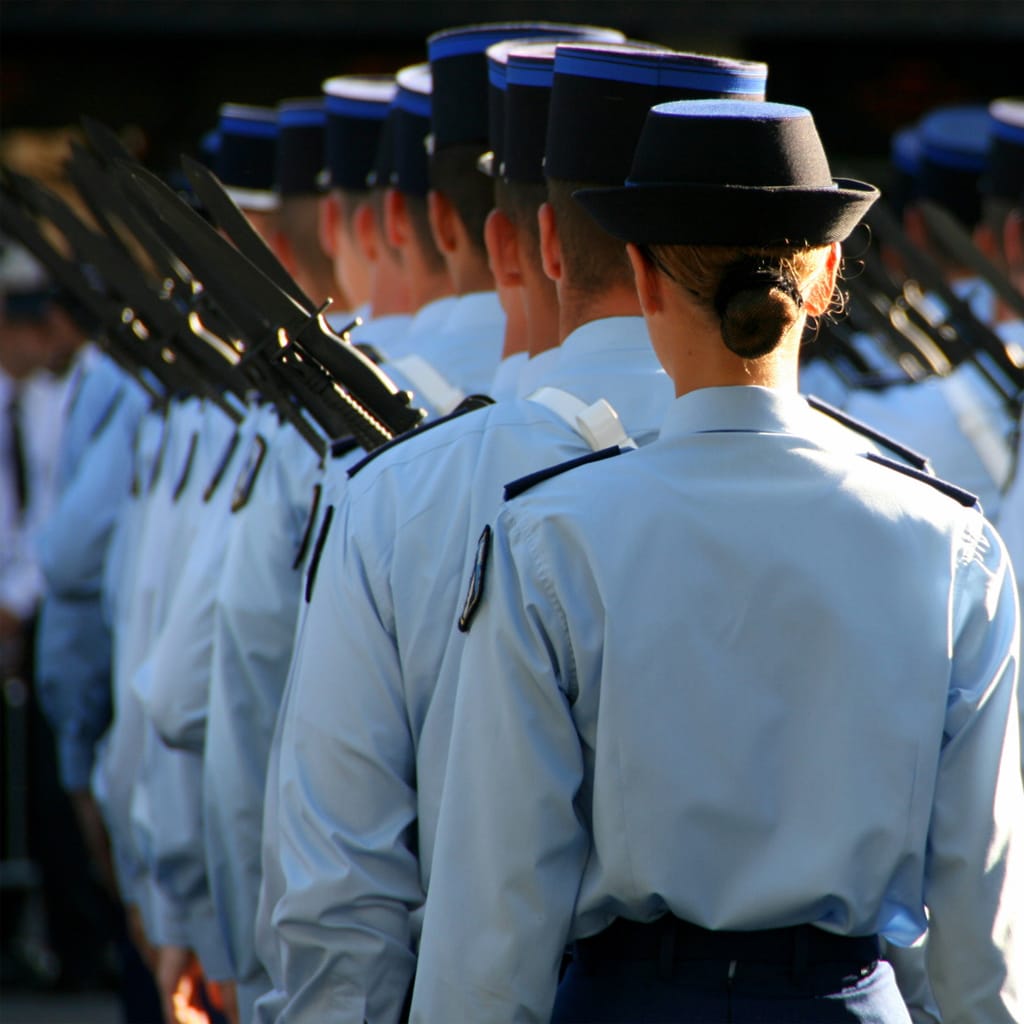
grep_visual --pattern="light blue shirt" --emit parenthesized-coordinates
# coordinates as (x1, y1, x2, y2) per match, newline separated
(262, 317, 674, 1023)
(411, 385, 1023, 1024)
(202, 413, 328, 1020)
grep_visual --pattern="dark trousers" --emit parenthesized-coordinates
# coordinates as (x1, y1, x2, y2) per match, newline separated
(551, 917, 912, 1023)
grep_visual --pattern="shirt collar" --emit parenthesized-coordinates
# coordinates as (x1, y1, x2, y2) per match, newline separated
(660, 386, 817, 442)
(442, 290, 504, 333)
(556, 316, 650, 366)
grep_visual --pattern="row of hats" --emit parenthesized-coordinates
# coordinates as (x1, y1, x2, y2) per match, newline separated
(890, 97, 1024, 225)
(204, 21, 771, 213)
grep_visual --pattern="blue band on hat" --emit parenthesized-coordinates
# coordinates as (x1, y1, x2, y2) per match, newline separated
(991, 116, 1024, 147)
(279, 107, 326, 128)
(396, 89, 431, 119)
(488, 62, 508, 90)
(507, 59, 555, 88)
(921, 141, 987, 172)
(430, 27, 543, 61)
(220, 116, 277, 139)
(554, 50, 766, 94)
(325, 94, 389, 121)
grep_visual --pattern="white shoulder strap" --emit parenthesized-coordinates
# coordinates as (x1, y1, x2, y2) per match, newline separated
(942, 372, 1013, 492)
(390, 355, 466, 416)
(527, 386, 636, 451)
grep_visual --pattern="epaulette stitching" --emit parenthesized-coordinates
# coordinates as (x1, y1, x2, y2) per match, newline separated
(346, 393, 494, 478)
(863, 452, 981, 511)
(504, 445, 627, 502)
(806, 394, 933, 473)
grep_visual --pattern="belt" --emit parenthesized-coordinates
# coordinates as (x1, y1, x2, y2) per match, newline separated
(574, 916, 879, 974)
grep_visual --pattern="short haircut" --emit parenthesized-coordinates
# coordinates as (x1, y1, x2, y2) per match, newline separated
(547, 178, 632, 294)
(404, 190, 447, 274)
(429, 143, 495, 260)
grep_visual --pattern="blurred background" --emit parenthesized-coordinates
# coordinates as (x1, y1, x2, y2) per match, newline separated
(3, 0, 1024, 184)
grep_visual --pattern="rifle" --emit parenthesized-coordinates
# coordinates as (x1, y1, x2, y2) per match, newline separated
(119, 162, 425, 451)
(866, 201, 1024, 413)
(7, 169, 246, 423)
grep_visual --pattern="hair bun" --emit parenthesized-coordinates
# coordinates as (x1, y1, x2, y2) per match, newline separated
(714, 257, 805, 359)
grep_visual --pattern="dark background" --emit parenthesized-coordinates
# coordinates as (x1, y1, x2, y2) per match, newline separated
(3, 0, 1023, 185)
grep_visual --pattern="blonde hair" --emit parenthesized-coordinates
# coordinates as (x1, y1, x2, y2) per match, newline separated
(644, 243, 836, 358)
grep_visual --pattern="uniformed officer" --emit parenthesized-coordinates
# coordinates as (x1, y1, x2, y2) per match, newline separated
(411, 100, 1023, 1022)
(260, 40, 776, 1024)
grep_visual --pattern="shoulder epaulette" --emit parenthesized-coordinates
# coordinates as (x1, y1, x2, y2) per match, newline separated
(806, 394, 933, 473)
(503, 445, 628, 502)
(330, 435, 360, 459)
(304, 503, 335, 603)
(353, 341, 386, 365)
(202, 430, 241, 503)
(863, 452, 981, 511)
(171, 432, 199, 502)
(292, 482, 323, 571)
(87, 387, 125, 442)
(346, 393, 494, 479)
(230, 434, 268, 512)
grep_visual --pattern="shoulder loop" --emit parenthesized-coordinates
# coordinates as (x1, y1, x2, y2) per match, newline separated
(230, 434, 268, 513)
(863, 452, 982, 512)
(353, 341, 385, 365)
(88, 386, 125, 442)
(171, 431, 199, 502)
(805, 394, 933, 473)
(504, 445, 628, 502)
(202, 429, 241, 503)
(330, 435, 360, 459)
(304, 503, 335, 603)
(527, 386, 637, 451)
(389, 353, 466, 415)
(292, 482, 323, 571)
(346, 394, 494, 479)
(457, 524, 492, 633)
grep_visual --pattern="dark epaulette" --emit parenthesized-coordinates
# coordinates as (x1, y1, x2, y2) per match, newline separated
(87, 387, 125, 442)
(503, 445, 628, 502)
(863, 452, 982, 512)
(172, 432, 199, 502)
(202, 429, 241, 503)
(805, 394, 933, 474)
(346, 393, 494, 479)
(304, 503, 335, 603)
(331, 435, 360, 459)
(292, 482, 322, 571)
(354, 341, 386, 365)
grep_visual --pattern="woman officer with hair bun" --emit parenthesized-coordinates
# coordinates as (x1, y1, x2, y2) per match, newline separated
(411, 101, 1023, 1024)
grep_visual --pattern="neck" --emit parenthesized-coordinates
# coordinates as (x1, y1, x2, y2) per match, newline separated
(447, 247, 495, 297)
(368, 255, 412, 318)
(557, 280, 641, 343)
(499, 287, 529, 360)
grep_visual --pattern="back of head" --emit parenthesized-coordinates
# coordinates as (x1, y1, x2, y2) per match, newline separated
(544, 44, 769, 298)
(576, 99, 880, 359)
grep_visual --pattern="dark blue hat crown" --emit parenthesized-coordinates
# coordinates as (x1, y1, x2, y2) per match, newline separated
(917, 104, 988, 227)
(986, 98, 1024, 202)
(427, 22, 627, 152)
(322, 75, 396, 192)
(575, 100, 879, 246)
(545, 44, 768, 185)
(277, 98, 327, 197)
(389, 63, 432, 197)
(215, 103, 279, 210)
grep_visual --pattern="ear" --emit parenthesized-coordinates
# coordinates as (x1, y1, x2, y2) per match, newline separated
(537, 202, 563, 284)
(903, 205, 929, 251)
(352, 199, 379, 263)
(973, 221, 1001, 264)
(383, 187, 408, 250)
(271, 228, 298, 278)
(483, 208, 523, 289)
(804, 241, 841, 317)
(319, 193, 339, 261)
(427, 189, 459, 255)
(626, 243, 663, 316)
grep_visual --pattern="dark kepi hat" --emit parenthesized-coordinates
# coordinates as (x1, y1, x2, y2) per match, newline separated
(545, 44, 768, 186)
(322, 75, 396, 192)
(479, 27, 626, 179)
(215, 103, 279, 211)
(389, 64, 433, 197)
(502, 42, 562, 184)
(575, 100, 879, 247)
(427, 22, 627, 154)
(985, 97, 1024, 203)
(276, 98, 327, 197)
(917, 104, 988, 227)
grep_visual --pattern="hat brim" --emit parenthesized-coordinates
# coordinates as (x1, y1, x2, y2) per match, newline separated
(573, 178, 879, 247)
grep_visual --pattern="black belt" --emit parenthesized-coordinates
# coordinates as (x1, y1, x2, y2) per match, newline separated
(574, 916, 879, 974)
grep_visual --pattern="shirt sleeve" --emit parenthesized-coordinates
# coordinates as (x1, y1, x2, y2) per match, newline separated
(411, 508, 589, 1023)
(925, 514, 1023, 1024)
(264, 492, 422, 1023)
